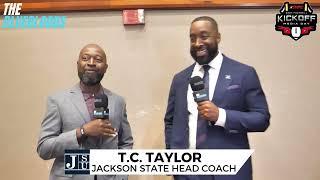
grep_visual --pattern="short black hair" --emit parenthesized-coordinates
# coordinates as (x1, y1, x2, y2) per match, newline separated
(191, 16, 219, 32)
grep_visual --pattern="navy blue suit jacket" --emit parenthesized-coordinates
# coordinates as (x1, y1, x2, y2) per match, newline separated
(164, 55, 270, 180)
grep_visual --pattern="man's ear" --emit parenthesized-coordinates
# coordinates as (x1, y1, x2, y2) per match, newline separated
(104, 64, 108, 73)
(217, 33, 221, 44)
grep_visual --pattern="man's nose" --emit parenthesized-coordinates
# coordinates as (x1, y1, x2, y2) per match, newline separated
(88, 57, 96, 65)
(195, 38, 203, 47)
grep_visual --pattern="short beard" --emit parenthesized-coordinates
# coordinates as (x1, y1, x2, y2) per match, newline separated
(78, 71, 104, 86)
(190, 45, 218, 65)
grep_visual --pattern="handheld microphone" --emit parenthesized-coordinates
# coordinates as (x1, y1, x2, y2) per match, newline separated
(93, 94, 109, 119)
(190, 76, 209, 102)
(93, 93, 111, 180)
(190, 76, 214, 126)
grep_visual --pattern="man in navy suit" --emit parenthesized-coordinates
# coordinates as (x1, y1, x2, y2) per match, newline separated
(164, 16, 270, 180)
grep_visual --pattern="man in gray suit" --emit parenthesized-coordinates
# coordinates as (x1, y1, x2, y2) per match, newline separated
(37, 44, 134, 180)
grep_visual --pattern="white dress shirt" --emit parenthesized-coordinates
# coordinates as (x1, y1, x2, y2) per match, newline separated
(187, 51, 226, 149)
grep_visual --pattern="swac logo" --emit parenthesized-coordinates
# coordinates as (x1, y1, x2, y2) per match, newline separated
(275, 2, 317, 40)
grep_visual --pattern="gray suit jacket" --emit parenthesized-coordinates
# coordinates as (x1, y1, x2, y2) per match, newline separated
(37, 83, 134, 180)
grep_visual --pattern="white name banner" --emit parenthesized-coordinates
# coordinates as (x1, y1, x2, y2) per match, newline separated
(89, 149, 254, 175)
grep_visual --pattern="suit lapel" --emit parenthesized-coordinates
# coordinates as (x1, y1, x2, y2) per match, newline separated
(212, 57, 232, 106)
(103, 88, 114, 122)
(175, 64, 195, 148)
(181, 64, 196, 114)
(69, 84, 90, 123)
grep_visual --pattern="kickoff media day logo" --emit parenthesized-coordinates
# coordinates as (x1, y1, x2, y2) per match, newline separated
(275, 2, 317, 40)
(1, 3, 66, 28)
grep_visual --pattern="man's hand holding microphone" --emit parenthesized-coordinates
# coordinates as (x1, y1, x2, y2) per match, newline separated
(190, 76, 219, 123)
(76, 94, 117, 142)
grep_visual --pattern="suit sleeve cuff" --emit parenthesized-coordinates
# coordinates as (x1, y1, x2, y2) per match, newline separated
(215, 108, 226, 127)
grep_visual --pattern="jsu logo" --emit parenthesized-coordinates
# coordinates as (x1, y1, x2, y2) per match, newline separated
(65, 150, 90, 174)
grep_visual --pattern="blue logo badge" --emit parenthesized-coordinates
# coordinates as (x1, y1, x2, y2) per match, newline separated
(65, 150, 90, 174)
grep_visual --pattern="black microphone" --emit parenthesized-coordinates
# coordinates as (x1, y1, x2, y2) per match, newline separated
(93, 94, 110, 180)
(190, 76, 209, 102)
(93, 94, 109, 119)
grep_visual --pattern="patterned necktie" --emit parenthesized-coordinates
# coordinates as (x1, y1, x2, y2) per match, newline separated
(196, 65, 210, 149)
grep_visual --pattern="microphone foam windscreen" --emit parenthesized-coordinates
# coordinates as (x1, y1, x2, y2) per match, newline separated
(94, 94, 108, 108)
(190, 76, 205, 91)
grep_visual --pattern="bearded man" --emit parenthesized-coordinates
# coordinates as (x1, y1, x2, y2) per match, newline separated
(164, 16, 270, 180)
(37, 44, 133, 180)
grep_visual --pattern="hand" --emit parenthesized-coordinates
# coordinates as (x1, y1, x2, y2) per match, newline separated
(83, 119, 117, 137)
(197, 101, 219, 122)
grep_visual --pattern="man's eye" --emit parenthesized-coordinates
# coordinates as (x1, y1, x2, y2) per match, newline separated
(200, 35, 210, 40)
(190, 35, 210, 42)
(82, 56, 89, 61)
(95, 57, 103, 62)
